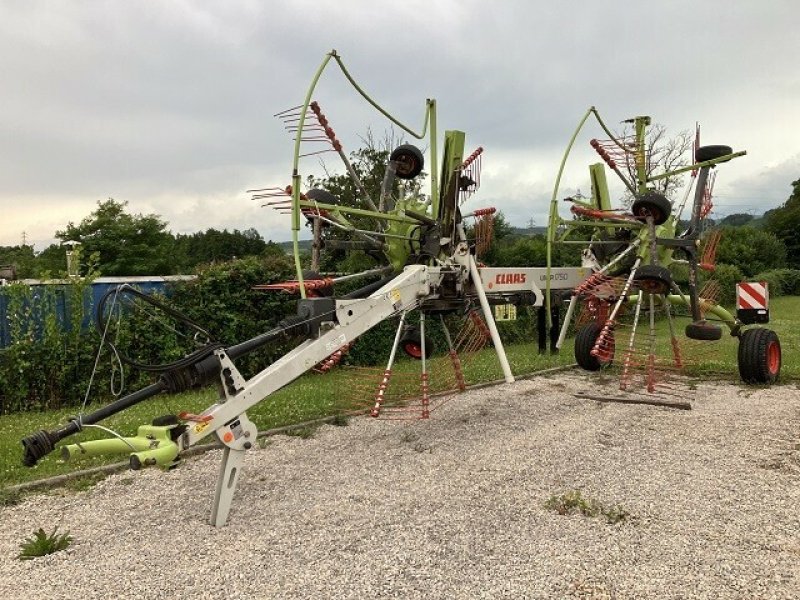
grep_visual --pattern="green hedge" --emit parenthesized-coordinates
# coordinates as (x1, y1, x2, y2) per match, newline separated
(0, 256, 546, 414)
(0, 278, 101, 413)
(752, 268, 800, 297)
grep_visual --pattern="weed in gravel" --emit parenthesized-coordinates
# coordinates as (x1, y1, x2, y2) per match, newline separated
(258, 437, 273, 449)
(285, 426, 317, 440)
(330, 414, 350, 427)
(0, 487, 22, 506)
(545, 490, 629, 524)
(18, 527, 73, 560)
(117, 477, 135, 486)
(602, 504, 630, 524)
(400, 430, 419, 444)
(546, 490, 600, 517)
(64, 473, 107, 492)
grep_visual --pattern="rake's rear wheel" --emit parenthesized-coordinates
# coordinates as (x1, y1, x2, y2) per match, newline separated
(738, 328, 781, 384)
(399, 326, 434, 360)
(575, 322, 614, 371)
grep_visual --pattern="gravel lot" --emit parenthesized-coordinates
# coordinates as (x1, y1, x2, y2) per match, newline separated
(1, 371, 798, 599)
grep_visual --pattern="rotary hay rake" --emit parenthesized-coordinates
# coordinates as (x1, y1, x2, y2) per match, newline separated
(20, 50, 583, 526)
(546, 110, 782, 404)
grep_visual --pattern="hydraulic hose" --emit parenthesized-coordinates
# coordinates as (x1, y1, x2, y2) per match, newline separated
(22, 315, 309, 467)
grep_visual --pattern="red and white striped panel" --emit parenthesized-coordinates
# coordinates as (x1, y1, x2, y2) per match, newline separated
(736, 281, 769, 310)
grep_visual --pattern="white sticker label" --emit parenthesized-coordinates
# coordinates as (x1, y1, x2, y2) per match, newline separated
(326, 333, 347, 353)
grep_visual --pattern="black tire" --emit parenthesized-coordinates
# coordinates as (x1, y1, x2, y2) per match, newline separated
(633, 265, 672, 295)
(574, 322, 614, 371)
(304, 189, 339, 227)
(305, 188, 340, 204)
(738, 328, 781, 384)
(390, 144, 424, 180)
(632, 192, 671, 225)
(399, 326, 434, 360)
(589, 229, 633, 264)
(685, 320, 722, 341)
(695, 145, 733, 163)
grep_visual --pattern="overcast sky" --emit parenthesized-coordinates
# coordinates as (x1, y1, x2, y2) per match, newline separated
(1, 1, 797, 250)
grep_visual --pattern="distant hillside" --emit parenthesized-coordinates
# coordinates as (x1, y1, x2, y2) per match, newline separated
(276, 239, 313, 254)
(510, 226, 548, 236)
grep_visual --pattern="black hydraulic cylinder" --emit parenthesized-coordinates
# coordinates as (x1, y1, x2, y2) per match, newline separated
(342, 275, 396, 300)
(227, 325, 290, 360)
(685, 167, 710, 239)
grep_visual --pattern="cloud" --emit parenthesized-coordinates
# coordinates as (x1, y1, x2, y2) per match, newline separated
(713, 153, 800, 216)
(1, 1, 797, 250)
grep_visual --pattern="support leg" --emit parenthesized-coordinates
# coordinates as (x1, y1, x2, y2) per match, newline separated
(537, 306, 547, 354)
(420, 312, 430, 418)
(647, 292, 657, 393)
(549, 296, 560, 354)
(441, 314, 466, 391)
(555, 295, 578, 351)
(372, 312, 407, 417)
(663, 296, 682, 368)
(210, 447, 246, 527)
(468, 254, 514, 383)
(621, 291, 644, 391)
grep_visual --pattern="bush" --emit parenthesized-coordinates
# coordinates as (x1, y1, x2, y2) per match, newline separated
(715, 226, 786, 277)
(0, 255, 299, 413)
(753, 268, 800, 296)
(709, 263, 744, 306)
(750, 270, 784, 298)
(0, 253, 548, 413)
(0, 277, 104, 413)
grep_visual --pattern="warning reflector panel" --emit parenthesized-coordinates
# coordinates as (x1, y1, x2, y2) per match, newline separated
(736, 281, 769, 324)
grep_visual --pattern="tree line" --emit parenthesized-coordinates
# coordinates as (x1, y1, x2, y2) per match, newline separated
(0, 198, 285, 279)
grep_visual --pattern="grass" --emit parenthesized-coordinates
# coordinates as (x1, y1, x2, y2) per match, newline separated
(1, 296, 798, 491)
(0, 337, 571, 489)
(608, 296, 800, 380)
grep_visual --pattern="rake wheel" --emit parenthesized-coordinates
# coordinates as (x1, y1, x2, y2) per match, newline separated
(685, 320, 722, 341)
(575, 322, 614, 371)
(738, 328, 781, 384)
(390, 144, 425, 180)
(696, 145, 733, 163)
(631, 192, 671, 226)
(633, 265, 672, 295)
(399, 325, 434, 360)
